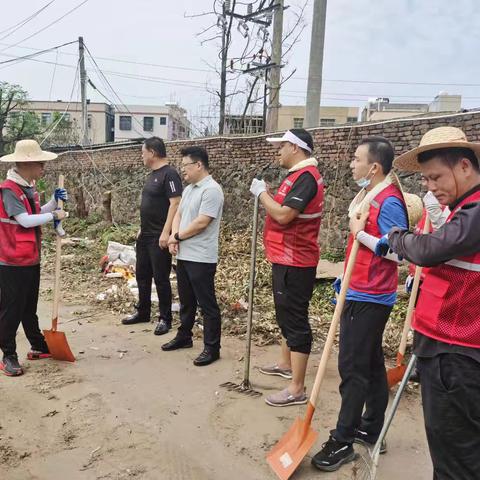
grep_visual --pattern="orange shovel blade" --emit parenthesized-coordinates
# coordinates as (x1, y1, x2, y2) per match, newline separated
(387, 352, 405, 389)
(266, 417, 318, 480)
(43, 329, 75, 362)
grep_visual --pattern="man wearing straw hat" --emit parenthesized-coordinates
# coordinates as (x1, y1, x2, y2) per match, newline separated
(376, 126, 480, 479)
(312, 136, 422, 472)
(0, 139, 68, 376)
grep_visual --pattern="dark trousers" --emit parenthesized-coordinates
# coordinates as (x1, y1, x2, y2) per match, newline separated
(333, 300, 392, 444)
(418, 354, 480, 480)
(0, 264, 48, 357)
(136, 234, 172, 323)
(272, 264, 316, 354)
(176, 260, 221, 351)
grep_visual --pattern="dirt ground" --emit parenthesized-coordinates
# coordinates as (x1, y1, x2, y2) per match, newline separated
(1, 292, 432, 480)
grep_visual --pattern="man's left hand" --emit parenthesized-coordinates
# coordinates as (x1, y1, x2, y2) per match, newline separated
(159, 232, 169, 249)
(250, 178, 267, 198)
(349, 211, 369, 237)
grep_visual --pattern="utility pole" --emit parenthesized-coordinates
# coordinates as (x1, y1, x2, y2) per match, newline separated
(218, 2, 229, 135)
(305, 0, 327, 128)
(78, 36, 89, 145)
(265, 0, 284, 133)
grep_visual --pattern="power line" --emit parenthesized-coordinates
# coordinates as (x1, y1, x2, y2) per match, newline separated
(0, 0, 56, 41)
(0, 0, 90, 54)
(0, 40, 78, 66)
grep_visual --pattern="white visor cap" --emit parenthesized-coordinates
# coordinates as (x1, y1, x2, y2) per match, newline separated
(266, 130, 312, 153)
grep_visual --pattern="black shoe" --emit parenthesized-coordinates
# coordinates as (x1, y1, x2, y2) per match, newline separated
(193, 349, 220, 366)
(0, 354, 24, 377)
(154, 319, 171, 336)
(354, 429, 387, 454)
(161, 336, 193, 351)
(121, 312, 150, 325)
(311, 436, 355, 472)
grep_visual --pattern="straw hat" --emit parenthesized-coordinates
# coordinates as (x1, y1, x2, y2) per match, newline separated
(395, 127, 480, 172)
(0, 139, 58, 163)
(390, 172, 423, 229)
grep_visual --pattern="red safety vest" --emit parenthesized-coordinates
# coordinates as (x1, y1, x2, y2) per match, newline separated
(345, 184, 405, 295)
(413, 189, 480, 348)
(264, 165, 324, 267)
(0, 179, 41, 266)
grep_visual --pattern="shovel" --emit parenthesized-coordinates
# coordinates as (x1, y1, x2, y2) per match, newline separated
(355, 354, 417, 480)
(220, 194, 261, 397)
(43, 174, 75, 363)
(266, 239, 361, 480)
(387, 215, 430, 388)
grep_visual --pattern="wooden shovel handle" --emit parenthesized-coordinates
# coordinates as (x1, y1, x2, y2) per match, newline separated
(397, 215, 431, 357)
(51, 174, 64, 331)
(309, 238, 360, 405)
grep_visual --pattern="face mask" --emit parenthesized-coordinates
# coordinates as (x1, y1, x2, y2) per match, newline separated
(355, 166, 375, 189)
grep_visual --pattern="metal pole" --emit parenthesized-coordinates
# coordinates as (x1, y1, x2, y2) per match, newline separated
(265, 0, 284, 133)
(304, 0, 327, 128)
(218, 4, 228, 135)
(79, 36, 89, 146)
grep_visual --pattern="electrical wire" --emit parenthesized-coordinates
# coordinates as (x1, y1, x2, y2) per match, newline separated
(0, 0, 89, 54)
(0, 1, 56, 41)
(0, 40, 77, 67)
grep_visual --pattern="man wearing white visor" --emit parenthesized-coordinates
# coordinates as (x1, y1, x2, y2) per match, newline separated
(250, 129, 324, 406)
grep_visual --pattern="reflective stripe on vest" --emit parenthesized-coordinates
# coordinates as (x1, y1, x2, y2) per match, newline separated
(0, 217, 19, 224)
(445, 258, 480, 272)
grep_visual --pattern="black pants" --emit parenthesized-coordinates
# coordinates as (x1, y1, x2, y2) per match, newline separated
(0, 264, 48, 357)
(136, 234, 172, 323)
(272, 264, 316, 354)
(333, 300, 392, 444)
(418, 354, 480, 480)
(176, 260, 221, 351)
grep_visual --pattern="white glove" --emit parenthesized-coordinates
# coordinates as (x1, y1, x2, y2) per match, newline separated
(423, 191, 449, 230)
(250, 178, 267, 197)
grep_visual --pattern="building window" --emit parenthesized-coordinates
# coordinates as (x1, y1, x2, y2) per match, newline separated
(143, 116, 154, 132)
(293, 117, 304, 128)
(320, 118, 335, 126)
(41, 112, 52, 126)
(347, 116, 357, 123)
(87, 114, 92, 128)
(64, 113, 71, 122)
(159, 116, 167, 126)
(119, 115, 132, 131)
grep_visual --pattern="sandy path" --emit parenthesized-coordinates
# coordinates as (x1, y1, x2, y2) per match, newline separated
(0, 298, 432, 480)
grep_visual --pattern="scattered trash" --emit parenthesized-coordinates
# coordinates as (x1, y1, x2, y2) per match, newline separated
(42, 410, 59, 418)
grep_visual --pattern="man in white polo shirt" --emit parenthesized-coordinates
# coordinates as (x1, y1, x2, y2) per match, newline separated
(163, 146, 224, 366)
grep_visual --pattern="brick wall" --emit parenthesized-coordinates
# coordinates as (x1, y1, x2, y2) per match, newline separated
(2, 110, 479, 251)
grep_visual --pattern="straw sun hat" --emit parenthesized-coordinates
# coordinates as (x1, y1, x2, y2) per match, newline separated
(394, 126, 480, 173)
(390, 172, 423, 229)
(0, 139, 58, 163)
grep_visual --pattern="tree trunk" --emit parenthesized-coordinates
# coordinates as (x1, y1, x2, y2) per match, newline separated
(75, 186, 89, 219)
(102, 190, 113, 224)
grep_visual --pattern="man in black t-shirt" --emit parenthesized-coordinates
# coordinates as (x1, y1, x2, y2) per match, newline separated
(122, 137, 182, 336)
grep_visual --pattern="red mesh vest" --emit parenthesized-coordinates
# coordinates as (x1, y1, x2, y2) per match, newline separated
(264, 166, 324, 267)
(413, 189, 480, 348)
(345, 184, 405, 294)
(0, 179, 41, 266)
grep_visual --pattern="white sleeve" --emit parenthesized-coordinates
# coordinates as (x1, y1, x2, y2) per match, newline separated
(14, 212, 54, 228)
(41, 196, 57, 214)
(356, 230, 403, 263)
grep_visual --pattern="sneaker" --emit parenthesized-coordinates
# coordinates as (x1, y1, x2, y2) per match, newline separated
(27, 350, 52, 360)
(259, 364, 292, 379)
(354, 429, 387, 454)
(0, 354, 24, 377)
(265, 388, 307, 407)
(311, 436, 355, 472)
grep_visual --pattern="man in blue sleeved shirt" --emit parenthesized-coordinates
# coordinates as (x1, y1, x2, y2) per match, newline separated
(312, 137, 409, 472)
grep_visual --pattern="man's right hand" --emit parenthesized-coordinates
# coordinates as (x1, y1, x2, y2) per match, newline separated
(250, 178, 267, 197)
(53, 209, 68, 221)
(169, 243, 178, 255)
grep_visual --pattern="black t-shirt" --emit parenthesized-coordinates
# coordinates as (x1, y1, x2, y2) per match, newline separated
(140, 165, 183, 235)
(282, 171, 318, 212)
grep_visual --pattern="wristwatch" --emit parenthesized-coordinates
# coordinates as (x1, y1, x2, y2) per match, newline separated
(174, 232, 182, 241)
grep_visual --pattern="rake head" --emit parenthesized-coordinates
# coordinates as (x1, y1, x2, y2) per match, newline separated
(220, 380, 262, 397)
(351, 447, 378, 480)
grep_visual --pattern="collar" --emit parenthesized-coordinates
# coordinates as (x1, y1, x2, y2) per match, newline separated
(6, 168, 34, 188)
(193, 174, 212, 187)
(288, 157, 318, 173)
(449, 183, 480, 210)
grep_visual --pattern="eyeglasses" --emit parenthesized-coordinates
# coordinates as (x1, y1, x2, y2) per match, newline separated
(181, 161, 198, 168)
